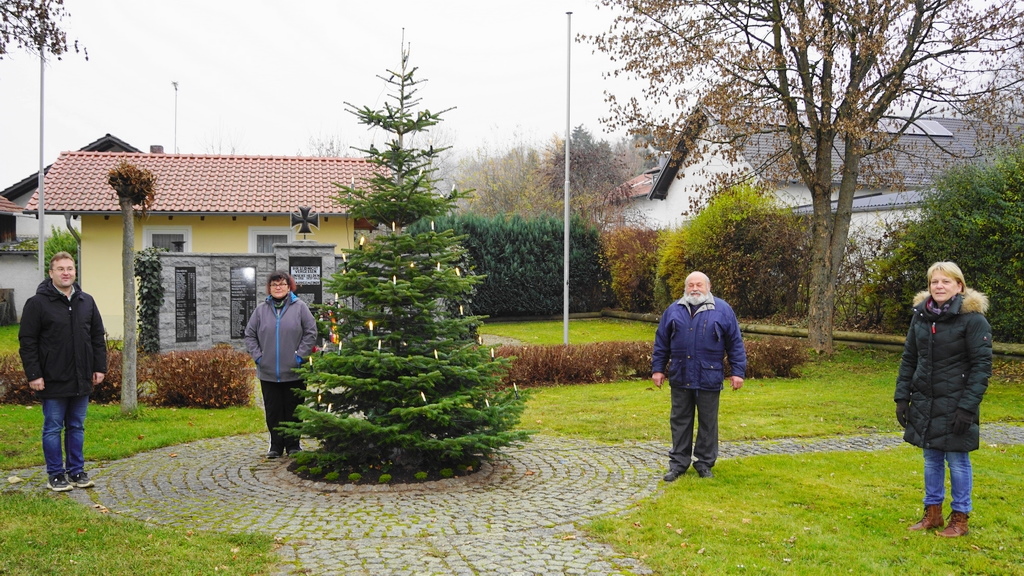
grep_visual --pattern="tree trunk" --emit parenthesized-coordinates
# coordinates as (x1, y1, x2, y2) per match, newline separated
(806, 217, 836, 354)
(119, 198, 138, 414)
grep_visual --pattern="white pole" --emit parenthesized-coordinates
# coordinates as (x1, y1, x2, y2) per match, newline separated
(37, 51, 46, 274)
(563, 11, 572, 345)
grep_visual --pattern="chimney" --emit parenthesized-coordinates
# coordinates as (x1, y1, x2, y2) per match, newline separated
(150, 145, 165, 154)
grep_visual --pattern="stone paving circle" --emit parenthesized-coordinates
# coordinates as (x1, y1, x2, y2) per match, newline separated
(6, 425, 1024, 575)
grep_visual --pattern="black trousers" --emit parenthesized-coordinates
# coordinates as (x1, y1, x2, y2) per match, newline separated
(668, 387, 721, 471)
(260, 379, 305, 452)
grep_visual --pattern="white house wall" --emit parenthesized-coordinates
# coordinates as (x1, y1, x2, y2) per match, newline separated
(627, 140, 753, 229)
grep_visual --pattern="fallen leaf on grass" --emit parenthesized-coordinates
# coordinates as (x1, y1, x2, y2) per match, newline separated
(562, 534, 576, 540)
(7, 476, 23, 484)
(92, 504, 110, 513)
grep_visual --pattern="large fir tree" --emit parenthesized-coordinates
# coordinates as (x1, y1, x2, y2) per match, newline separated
(288, 47, 529, 480)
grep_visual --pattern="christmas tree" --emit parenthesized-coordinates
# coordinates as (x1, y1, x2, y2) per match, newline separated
(288, 46, 529, 481)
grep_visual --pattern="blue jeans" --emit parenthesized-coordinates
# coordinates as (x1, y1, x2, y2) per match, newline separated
(41, 395, 90, 477)
(922, 448, 972, 513)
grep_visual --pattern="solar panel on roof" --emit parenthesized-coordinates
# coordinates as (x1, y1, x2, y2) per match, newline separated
(915, 120, 954, 137)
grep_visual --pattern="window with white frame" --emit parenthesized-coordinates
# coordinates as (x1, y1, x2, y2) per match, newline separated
(143, 226, 192, 252)
(249, 227, 293, 253)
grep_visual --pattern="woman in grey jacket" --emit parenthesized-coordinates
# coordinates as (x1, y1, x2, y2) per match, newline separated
(895, 262, 992, 538)
(244, 271, 318, 459)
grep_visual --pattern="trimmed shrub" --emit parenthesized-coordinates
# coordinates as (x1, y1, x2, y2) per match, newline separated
(741, 337, 809, 379)
(498, 336, 808, 386)
(145, 346, 254, 408)
(498, 341, 652, 386)
(602, 226, 661, 312)
(0, 353, 32, 404)
(0, 349, 122, 404)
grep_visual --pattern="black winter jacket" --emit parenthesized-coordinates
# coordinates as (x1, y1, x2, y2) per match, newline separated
(19, 280, 107, 399)
(895, 289, 992, 452)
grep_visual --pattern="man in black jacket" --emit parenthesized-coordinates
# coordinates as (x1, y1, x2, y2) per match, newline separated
(19, 252, 107, 492)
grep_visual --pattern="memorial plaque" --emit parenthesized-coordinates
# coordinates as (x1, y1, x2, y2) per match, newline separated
(174, 266, 197, 343)
(230, 266, 257, 339)
(289, 256, 322, 305)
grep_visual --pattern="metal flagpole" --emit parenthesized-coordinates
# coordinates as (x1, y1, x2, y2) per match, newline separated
(563, 11, 572, 345)
(38, 50, 46, 274)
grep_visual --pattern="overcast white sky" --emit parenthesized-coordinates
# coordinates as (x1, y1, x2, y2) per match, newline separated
(0, 0, 637, 188)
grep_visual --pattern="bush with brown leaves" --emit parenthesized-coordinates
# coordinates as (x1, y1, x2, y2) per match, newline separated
(742, 337, 809, 379)
(144, 347, 254, 408)
(497, 341, 652, 386)
(497, 336, 808, 386)
(0, 349, 123, 404)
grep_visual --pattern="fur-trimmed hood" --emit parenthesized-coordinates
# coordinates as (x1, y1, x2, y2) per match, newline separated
(912, 287, 989, 315)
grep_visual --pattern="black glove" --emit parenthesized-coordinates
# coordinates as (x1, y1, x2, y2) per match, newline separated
(952, 409, 974, 435)
(895, 401, 909, 428)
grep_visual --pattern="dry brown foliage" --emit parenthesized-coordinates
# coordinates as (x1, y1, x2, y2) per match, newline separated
(0, 350, 122, 404)
(497, 336, 809, 387)
(144, 347, 254, 408)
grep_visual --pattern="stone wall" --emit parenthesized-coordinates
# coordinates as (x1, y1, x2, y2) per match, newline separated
(157, 241, 339, 352)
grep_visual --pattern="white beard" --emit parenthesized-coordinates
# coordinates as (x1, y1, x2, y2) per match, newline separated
(682, 291, 713, 307)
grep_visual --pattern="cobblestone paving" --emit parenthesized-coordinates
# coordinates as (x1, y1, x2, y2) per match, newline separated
(6, 425, 1024, 575)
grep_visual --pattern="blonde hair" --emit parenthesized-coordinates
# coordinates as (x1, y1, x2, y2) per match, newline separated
(927, 261, 966, 293)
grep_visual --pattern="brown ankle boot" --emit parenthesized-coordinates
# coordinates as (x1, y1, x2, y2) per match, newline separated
(936, 511, 969, 537)
(908, 504, 944, 531)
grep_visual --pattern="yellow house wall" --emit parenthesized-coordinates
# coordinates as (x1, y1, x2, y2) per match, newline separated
(80, 213, 353, 338)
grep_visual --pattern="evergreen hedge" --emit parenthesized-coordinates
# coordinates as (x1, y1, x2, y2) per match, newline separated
(410, 213, 607, 317)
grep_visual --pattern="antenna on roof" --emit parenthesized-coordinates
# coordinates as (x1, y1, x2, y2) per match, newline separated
(172, 81, 179, 153)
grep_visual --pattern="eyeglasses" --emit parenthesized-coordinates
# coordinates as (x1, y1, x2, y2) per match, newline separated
(270, 282, 290, 288)
(52, 267, 76, 273)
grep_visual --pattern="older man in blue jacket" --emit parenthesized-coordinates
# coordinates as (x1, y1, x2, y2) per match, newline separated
(652, 271, 746, 481)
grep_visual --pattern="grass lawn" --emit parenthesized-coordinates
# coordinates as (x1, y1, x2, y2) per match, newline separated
(482, 317, 656, 345)
(0, 323, 17, 351)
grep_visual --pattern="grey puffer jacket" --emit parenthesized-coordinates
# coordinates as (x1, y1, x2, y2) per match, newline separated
(244, 292, 318, 383)
(894, 289, 992, 452)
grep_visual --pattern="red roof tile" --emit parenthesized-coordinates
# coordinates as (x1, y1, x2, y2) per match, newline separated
(29, 152, 377, 215)
(0, 196, 23, 214)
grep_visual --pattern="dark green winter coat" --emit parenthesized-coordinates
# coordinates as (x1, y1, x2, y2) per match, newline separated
(895, 289, 992, 452)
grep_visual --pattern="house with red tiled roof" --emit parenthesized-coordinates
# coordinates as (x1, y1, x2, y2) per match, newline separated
(2, 133, 142, 240)
(29, 150, 376, 335)
(0, 196, 25, 244)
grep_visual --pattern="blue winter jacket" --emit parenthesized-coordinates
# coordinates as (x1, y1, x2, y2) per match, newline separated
(652, 296, 747, 390)
(243, 292, 318, 383)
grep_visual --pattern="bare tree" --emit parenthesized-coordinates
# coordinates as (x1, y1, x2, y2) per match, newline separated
(301, 133, 349, 157)
(454, 139, 555, 217)
(0, 0, 84, 59)
(107, 160, 156, 415)
(589, 0, 1024, 352)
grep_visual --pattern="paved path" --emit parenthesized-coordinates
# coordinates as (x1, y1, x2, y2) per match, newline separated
(7, 425, 1024, 575)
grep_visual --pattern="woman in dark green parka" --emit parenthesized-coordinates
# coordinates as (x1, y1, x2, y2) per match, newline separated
(895, 262, 992, 538)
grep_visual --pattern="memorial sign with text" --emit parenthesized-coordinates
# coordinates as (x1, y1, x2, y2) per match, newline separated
(289, 256, 322, 305)
(174, 266, 197, 343)
(229, 266, 257, 339)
